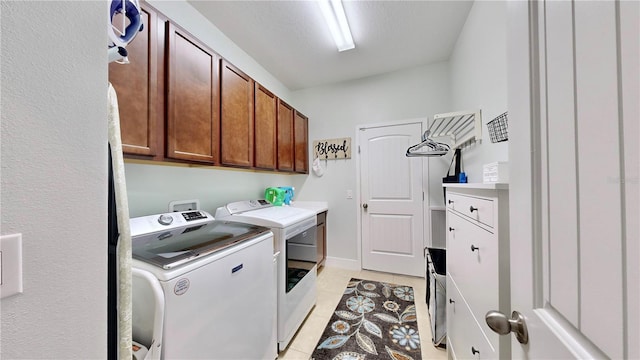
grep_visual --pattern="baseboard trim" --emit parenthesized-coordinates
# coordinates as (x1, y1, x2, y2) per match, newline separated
(324, 256, 361, 271)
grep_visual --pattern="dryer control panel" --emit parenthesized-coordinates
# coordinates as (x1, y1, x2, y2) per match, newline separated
(218, 199, 272, 216)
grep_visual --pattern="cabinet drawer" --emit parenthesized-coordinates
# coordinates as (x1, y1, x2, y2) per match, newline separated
(447, 192, 494, 228)
(447, 212, 498, 328)
(447, 276, 496, 360)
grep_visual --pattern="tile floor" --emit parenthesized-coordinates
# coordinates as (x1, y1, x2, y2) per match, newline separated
(277, 266, 448, 360)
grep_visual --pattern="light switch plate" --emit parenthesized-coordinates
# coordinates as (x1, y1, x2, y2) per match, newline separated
(0, 233, 23, 299)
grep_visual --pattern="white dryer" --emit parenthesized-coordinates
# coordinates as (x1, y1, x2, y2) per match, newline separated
(216, 200, 317, 352)
(130, 210, 276, 359)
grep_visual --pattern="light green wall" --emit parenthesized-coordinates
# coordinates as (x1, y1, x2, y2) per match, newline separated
(125, 163, 306, 217)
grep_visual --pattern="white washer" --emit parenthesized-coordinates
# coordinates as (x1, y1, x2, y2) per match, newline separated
(216, 200, 317, 351)
(130, 210, 277, 359)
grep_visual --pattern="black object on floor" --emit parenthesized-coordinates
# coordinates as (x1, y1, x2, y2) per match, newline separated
(426, 247, 447, 348)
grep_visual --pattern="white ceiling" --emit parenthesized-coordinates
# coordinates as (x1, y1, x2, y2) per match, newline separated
(187, 0, 474, 91)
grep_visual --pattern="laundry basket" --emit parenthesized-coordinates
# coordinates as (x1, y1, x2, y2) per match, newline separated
(426, 247, 447, 348)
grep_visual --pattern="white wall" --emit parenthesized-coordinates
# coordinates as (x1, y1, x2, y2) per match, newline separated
(291, 62, 452, 263)
(449, 1, 509, 181)
(124, 0, 302, 217)
(0, 2, 107, 358)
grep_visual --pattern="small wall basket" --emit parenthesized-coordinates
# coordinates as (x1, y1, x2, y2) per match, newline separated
(487, 112, 509, 143)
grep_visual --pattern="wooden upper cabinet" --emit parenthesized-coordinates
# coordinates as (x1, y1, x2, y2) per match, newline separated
(165, 22, 220, 164)
(254, 83, 277, 170)
(108, 3, 162, 158)
(277, 100, 295, 171)
(110, 3, 306, 174)
(220, 61, 254, 167)
(294, 111, 309, 174)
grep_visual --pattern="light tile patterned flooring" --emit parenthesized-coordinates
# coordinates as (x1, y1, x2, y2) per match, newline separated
(277, 266, 448, 360)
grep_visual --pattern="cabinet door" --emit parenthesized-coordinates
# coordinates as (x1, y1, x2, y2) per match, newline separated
(447, 210, 500, 348)
(221, 61, 254, 167)
(294, 111, 309, 173)
(108, 4, 161, 158)
(166, 22, 220, 164)
(277, 99, 294, 171)
(254, 83, 277, 170)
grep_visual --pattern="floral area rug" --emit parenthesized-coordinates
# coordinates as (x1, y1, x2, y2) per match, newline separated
(311, 278, 422, 360)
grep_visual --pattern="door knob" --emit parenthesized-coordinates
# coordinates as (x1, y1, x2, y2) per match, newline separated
(485, 310, 529, 345)
(362, 203, 368, 209)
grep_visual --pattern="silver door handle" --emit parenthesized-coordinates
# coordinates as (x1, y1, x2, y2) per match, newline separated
(362, 203, 368, 209)
(485, 310, 529, 345)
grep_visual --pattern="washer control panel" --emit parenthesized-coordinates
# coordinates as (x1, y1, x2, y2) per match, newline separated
(131, 210, 214, 237)
(158, 214, 174, 225)
(181, 211, 208, 221)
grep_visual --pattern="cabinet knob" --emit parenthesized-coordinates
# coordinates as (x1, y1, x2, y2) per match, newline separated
(449, 299, 455, 304)
(471, 346, 480, 355)
(362, 203, 368, 209)
(470, 245, 479, 252)
(448, 227, 455, 232)
(469, 206, 478, 212)
(448, 199, 454, 204)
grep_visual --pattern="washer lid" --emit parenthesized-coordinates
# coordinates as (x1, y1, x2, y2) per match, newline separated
(132, 220, 270, 269)
(226, 206, 315, 228)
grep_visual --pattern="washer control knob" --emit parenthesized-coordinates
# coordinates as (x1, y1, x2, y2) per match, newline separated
(158, 214, 174, 226)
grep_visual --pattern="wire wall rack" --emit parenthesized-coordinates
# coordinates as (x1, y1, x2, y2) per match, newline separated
(487, 112, 509, 143)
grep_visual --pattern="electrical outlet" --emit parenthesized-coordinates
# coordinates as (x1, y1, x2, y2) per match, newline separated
(0, 233, 23, 299)
(346, 190, 353, 199)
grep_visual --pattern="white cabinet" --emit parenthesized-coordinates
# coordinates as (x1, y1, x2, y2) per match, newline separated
(444, 184, 509, 359)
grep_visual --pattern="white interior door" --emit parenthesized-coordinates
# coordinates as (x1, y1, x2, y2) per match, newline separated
(506, 1, 638, 358)
(359, 121, 425, 277)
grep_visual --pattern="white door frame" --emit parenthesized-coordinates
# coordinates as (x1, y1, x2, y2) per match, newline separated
(355, 118, 432, 273)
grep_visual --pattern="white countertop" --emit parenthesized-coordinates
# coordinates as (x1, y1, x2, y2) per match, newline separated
(442, 182, 509, 190)
(290, 201, 329, 214)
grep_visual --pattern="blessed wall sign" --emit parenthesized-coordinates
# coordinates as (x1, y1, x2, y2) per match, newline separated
(313, 137, 351, 160)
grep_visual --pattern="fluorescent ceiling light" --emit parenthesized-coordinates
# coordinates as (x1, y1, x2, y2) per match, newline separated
(318, 0, 355, 52)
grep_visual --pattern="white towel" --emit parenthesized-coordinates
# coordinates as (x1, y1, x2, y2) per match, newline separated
(108, 83, 133, 360)
(312, 157, 325, 177)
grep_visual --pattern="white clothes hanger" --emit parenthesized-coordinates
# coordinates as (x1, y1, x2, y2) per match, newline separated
(405, 130, 451, 157)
